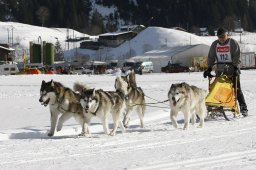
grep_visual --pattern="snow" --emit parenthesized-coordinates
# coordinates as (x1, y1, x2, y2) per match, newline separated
(0, 71, 256, 170)
(2, 21, 256, 62)
(0, 21, 256, 169)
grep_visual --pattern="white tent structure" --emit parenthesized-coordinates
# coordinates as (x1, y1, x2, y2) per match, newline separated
(131, 44, 210, 72)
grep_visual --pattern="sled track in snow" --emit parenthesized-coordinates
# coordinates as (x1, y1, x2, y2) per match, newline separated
(129, 149, 256, 170)
(1, 125, 256, 166)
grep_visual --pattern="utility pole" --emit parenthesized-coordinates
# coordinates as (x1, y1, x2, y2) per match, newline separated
(38, 36, 43, 66)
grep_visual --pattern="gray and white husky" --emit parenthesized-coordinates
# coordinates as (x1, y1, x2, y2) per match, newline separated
(168, 82, 207, 130)
(115, 70, 146, 128)
(78, 77, 127, 136)
(39, 80, 89, 136)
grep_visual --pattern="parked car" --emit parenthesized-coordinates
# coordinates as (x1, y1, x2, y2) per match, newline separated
(71, 67, 85, 75)
(161, 63, 189, 73)
(122, 60, 154, 74)
(0, 62, 19, 75)
(134, 61, 154, 74)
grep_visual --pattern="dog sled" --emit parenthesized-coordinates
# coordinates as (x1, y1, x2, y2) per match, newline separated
(205, 67, 240, 121)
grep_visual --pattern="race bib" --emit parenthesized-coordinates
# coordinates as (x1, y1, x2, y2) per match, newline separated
(216, 40, 232, 62)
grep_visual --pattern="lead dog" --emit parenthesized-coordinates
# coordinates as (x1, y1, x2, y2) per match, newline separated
(168, 82, 207, 130)
(78, 76, 127, 136)
(39, 80, 89, 136)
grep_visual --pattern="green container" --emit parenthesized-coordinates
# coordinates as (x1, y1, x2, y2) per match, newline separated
(32, 44, 41, 63)
(45, 43, 54, 65)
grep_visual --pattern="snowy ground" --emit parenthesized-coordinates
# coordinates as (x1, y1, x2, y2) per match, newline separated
(0, 71, 256, 170)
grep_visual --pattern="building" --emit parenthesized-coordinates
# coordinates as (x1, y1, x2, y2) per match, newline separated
(119, 25, 145, 33)
(98, 31, 137, 47)
(131, 44, 210, 72)
(0, 44, 15, 62)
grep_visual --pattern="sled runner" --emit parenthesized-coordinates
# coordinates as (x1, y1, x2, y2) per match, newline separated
(205, 73, 240, 121)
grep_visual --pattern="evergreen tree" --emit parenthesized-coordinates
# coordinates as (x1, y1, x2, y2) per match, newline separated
(54, 39, 64, 61)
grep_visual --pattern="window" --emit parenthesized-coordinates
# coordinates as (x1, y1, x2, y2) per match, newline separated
(4, 67, 9, 71)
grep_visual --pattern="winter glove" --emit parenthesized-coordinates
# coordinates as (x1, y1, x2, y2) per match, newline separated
(203, 68, 212, 78)
(233, 66, 239, 77)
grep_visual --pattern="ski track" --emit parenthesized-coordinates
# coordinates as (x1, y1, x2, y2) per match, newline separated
(130, 149, 256, 170)
(1, 117, 256, 169)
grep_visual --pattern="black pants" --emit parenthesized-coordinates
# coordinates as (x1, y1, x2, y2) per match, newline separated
(234, 76, 247, 111)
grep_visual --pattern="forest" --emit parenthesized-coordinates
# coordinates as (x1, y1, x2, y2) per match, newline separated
(0, 0, 256, 35)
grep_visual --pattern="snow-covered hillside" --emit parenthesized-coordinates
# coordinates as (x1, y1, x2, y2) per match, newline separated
(1, 22, 256, 62)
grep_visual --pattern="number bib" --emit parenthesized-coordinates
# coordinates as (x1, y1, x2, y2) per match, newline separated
(216, 40, 232, 63)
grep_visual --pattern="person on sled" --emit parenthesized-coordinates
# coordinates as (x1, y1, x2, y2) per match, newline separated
(203, 27, 248, 117)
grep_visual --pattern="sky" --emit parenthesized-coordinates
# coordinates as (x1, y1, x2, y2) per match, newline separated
(0, 22, 256, 170)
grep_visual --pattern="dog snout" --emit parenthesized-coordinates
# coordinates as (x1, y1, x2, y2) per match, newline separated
(39, 97, 43, 102)
(172, 96, 175, 101)
(85, 105, 89, 109)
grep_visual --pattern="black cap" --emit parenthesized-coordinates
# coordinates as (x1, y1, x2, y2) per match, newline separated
(217, 27, 227, 36)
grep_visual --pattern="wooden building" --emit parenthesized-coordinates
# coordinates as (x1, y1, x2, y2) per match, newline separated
(0, 44, 15, 61)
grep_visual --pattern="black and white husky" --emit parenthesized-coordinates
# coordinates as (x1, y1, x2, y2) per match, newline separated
(39, 80, 89, 136)
(78, 77, 128, 136)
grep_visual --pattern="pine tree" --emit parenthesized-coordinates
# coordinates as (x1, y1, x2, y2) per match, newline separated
(55, 39, 64, 61)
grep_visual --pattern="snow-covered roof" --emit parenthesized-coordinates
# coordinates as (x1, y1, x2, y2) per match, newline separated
(0, 45, 15, 51)
(132, 44, 209, 59)
(99, 31, 133, 37)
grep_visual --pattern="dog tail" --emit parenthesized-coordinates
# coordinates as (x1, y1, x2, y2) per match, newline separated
(73, 82, 90, 93)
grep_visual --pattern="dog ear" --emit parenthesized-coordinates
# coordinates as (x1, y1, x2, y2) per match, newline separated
(50, 79, 54, 86)
(92, 88, 95, 96)
(42, 80, 46, 85)
(128, 70, 137, 87)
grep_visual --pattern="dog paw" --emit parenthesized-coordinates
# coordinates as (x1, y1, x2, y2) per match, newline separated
(172, 124, 178, 128)
(56, 124, 62, 132)
(47, 132, 54, 137)
(124, 124, 129, 128)
(109, 131, 116, 136)
(79, 132, 91, 137)
(183, 126, 189, 130)
(197, 125, 203, 128)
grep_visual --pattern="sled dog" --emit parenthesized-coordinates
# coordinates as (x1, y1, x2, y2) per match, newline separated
(168, 82, 207, 130)
(78, 77, 127, 136)
(39, 80, 89, 136)
(115, 70, 145, 128)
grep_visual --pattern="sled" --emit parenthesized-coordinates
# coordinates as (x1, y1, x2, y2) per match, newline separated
(205, 74, 240, 121)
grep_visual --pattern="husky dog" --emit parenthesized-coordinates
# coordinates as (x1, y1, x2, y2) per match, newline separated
(39, 80, 89, 136)
(78, 77, 127, 136)
(168, 82, 207, 130)
(115, 70, 146, 128)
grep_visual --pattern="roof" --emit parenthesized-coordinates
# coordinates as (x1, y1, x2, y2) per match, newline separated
(99, 31, 133, 37)
(132, 44, 209, 59)
(0, 45, 15, 51)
